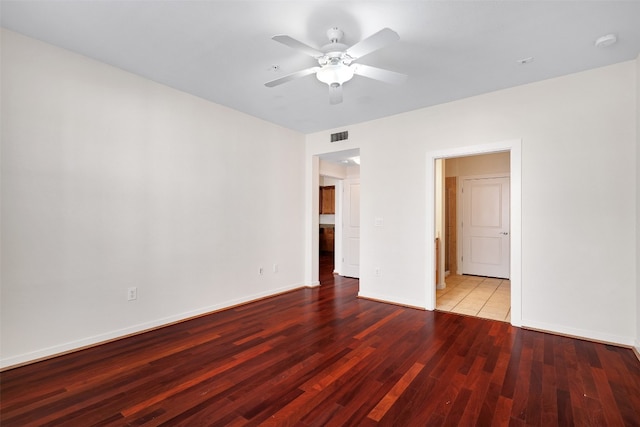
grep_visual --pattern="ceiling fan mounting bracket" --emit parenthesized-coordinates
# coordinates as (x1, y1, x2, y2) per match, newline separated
(326, 27, 344, 44)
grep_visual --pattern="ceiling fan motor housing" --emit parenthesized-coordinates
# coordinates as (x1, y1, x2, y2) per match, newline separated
(327, 27, 344, 43)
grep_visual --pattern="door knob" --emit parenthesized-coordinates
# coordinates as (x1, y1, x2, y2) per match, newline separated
(500, 232, 509, 235)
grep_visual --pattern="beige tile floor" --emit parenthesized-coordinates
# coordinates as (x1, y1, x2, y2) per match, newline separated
(436, 274, 511, 322)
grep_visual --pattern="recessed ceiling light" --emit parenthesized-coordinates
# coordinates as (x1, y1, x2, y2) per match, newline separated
(594, 34, 617, 48)
(516, 57, 534, 65)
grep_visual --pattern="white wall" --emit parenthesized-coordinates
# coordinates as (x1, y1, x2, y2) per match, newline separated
(446, 152, 510, 177)
(0, 30, 306, 368)
(319, 160, 348, 179)
(307, 60, 637, 346)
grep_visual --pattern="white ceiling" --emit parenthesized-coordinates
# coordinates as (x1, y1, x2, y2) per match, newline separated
(2, 1, 640, 134)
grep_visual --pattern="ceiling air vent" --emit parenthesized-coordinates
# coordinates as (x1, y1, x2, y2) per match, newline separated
(330, 131, 348, 142)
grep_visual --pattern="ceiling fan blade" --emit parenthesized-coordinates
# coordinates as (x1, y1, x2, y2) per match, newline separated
(264, 67, 320, 87)
(346, 28, 399, 59)
(272, 35, 324, 58)
(329, 83, 343, 105)
(353, 64, 407, 85)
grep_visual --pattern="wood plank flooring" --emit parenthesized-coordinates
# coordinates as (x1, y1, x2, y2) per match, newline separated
(2, 256, 640, 426)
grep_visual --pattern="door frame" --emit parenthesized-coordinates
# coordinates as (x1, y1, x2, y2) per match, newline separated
(341, 177, 361, 278)
(426, 139, 522, 327)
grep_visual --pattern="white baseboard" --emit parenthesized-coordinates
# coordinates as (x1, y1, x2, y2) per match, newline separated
(521, 319, 635, 347)
(0, 282, 305, 370)
(357, 291, 426, 311)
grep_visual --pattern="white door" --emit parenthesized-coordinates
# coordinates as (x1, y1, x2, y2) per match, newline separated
(461, 176, 510, 278)
(342, 179, 360, 278)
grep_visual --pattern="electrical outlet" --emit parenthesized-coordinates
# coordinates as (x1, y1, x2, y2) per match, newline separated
(259, 267, 264, 275)
(273, 264, 278, 273)
(375, 267, 381, 277)
(127, 287, 137, 301)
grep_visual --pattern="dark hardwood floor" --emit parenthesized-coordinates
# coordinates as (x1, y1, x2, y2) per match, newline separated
(2, 255, 639, 426)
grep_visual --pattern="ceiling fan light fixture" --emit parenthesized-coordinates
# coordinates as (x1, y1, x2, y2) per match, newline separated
(316, 64, 355, 86)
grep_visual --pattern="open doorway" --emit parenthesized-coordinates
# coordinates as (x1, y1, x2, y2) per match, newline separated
(426, 139, 522, 327)
(317, 149, 360, 282)
(436, 153, 511, 322)
(319, 176, 337, 279)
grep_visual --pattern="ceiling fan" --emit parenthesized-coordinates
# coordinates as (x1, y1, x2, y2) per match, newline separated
(265, 27, 407, 105)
